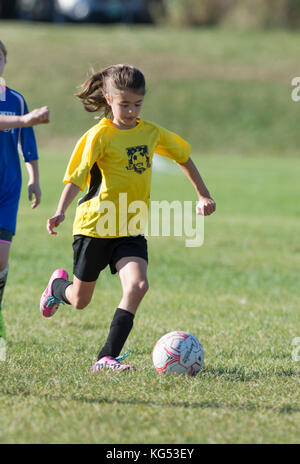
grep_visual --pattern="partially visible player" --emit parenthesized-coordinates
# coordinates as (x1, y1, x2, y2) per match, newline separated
(0, 40, 48, 340)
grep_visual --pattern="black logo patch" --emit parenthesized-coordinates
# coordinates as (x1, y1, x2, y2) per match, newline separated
(125, 145, 151, 174)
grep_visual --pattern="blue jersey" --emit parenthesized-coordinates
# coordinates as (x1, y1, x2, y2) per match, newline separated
(0, 86, 38, 234)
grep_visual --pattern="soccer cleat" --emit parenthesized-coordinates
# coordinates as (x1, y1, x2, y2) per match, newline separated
(40, 269, 68, 318)
(92, 350, 136, 372)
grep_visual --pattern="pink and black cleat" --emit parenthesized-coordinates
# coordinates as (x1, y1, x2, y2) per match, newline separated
(92, 351, 136, 372)
(40, 269, 68, 318)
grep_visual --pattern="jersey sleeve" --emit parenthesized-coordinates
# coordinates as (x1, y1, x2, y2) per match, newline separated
(154, 125, 191, 164)
(63, 128, 103, 191)
(20, 99, 39, 162)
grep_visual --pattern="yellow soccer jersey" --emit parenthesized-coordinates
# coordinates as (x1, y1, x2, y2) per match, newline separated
(63, 117, 191, 238)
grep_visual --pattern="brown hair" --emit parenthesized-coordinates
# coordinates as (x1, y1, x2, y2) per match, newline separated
(0, 41, 7, 62)
(75, 64, 146, 118)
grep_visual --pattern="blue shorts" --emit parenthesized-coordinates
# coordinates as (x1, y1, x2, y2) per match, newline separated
(0, 199, 19, 238)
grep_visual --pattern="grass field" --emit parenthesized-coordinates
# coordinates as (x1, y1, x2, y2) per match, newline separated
(0, 22, 300, 444)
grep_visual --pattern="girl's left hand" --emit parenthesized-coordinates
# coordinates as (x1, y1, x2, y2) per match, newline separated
(196, 197, 216, 216)
(28, 182, 41, 209)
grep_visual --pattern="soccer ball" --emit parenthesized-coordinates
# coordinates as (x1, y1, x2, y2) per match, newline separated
(152, 331, 204, 376)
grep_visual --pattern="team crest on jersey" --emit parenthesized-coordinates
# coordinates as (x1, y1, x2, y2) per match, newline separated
(125, 145, 151, 174)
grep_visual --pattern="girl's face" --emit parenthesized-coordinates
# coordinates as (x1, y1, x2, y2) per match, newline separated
(0, 49, 6, 77)
(106, 89, 144, 129)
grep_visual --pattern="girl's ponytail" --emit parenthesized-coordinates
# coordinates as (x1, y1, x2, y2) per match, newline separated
(75, 67, 113, 117)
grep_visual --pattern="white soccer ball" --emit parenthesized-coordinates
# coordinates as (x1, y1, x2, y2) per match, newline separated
(152, 331, 204, 376)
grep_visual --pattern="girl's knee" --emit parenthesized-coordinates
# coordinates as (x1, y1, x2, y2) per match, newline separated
(139, 279, 149, 295)
(126, 279, 149, 299)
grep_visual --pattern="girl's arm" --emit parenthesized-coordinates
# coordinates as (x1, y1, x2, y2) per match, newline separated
(0, 107, 49, 130)
(26, 160, 41, 209)
(178, 157, 216, 216)
(47, 183, 81, 235)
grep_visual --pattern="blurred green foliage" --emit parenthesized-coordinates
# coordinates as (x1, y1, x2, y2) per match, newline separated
(2, 23, 297, 157)
(156, 0, 300, 28)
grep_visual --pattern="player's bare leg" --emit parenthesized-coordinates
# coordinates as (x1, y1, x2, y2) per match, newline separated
(0, 241, 11, 339)
(65, 276, 96, 310)
(116, 256, 149, 314)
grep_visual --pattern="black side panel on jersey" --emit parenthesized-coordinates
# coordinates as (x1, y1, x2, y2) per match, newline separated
(78, 162, 102, 205)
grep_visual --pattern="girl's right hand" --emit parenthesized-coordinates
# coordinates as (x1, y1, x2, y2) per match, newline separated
(47, 213, 65, 235)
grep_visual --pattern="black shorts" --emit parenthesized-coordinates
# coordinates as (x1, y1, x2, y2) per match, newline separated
(72, 234, 148, 282)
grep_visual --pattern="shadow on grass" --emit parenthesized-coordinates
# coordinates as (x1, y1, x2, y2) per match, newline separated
(1, 389, 299, 415)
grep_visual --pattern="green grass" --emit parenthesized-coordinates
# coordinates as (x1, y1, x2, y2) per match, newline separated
(0, 22, 300, 444)
(0, 150, 299, 444)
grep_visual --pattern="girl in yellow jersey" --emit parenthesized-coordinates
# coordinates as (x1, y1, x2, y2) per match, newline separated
(40, 64, 216, 372)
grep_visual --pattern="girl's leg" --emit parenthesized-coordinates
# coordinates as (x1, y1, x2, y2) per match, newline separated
(0, 241, 11, 339)
(0, 241, 10, 272)
(96, 257, 148, 365)
(64, 276, 96, 310)
(116, 256, 149, 314)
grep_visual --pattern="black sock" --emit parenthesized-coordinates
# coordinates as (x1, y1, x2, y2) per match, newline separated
(52, 278, 72, 304)
(97, 308, 135, 360)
